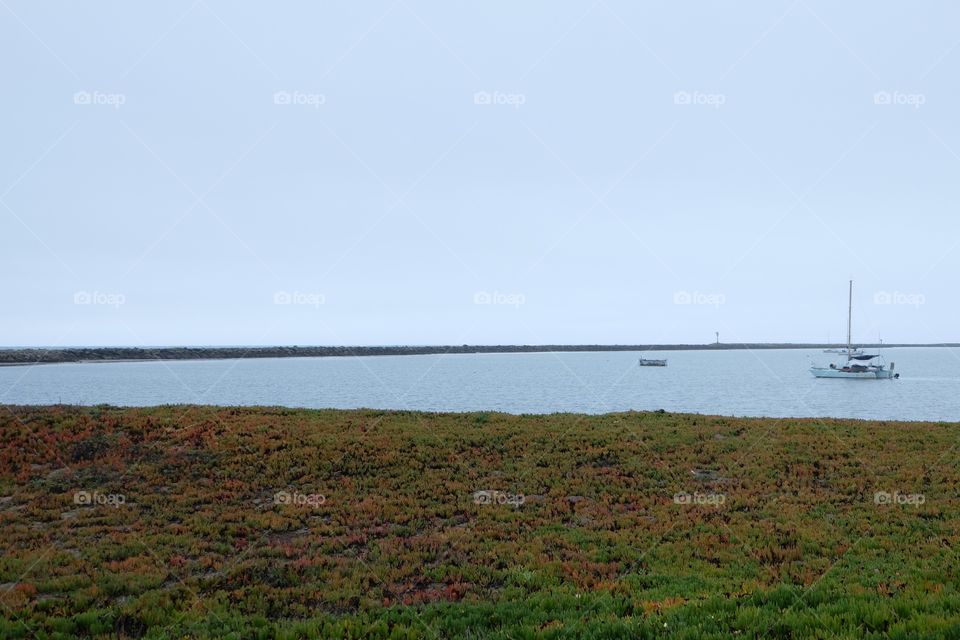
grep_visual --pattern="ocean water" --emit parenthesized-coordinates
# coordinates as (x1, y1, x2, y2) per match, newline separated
(1, 348, 959, 421)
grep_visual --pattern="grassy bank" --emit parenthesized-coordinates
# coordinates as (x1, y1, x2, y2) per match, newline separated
(1, 405, 959, 638)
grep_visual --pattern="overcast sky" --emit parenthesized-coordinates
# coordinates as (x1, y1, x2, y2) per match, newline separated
(3, 1, 959, 346)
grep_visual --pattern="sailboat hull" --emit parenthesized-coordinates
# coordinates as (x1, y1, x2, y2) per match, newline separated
(810, 367, 895, 379)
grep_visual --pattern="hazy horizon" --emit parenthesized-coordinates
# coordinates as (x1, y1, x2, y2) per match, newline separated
(2, 340, 959, 349)
(4, 1, 959, 347)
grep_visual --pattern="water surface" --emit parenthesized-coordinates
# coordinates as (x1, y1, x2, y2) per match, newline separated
(1, 348, 958, 421)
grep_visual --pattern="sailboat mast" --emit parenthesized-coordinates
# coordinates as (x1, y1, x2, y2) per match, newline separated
(847, 280, 853, 356)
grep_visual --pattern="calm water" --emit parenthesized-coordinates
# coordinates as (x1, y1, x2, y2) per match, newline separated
(1, 348, 959, 421)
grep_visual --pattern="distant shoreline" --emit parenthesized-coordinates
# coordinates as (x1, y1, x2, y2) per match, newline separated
(0, 343, 956, 366)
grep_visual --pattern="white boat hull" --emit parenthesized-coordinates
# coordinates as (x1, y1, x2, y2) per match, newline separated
(810, 367, 895, 379)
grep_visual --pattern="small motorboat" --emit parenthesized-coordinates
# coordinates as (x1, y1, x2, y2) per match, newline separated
(823, 347, 864, 355)
(638, 357, 667, 367)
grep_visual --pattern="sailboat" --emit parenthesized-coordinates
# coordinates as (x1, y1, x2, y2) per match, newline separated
(810, 281, 899, 380)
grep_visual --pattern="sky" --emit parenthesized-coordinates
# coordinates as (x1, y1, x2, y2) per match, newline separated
(2, 1, 959, 346)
